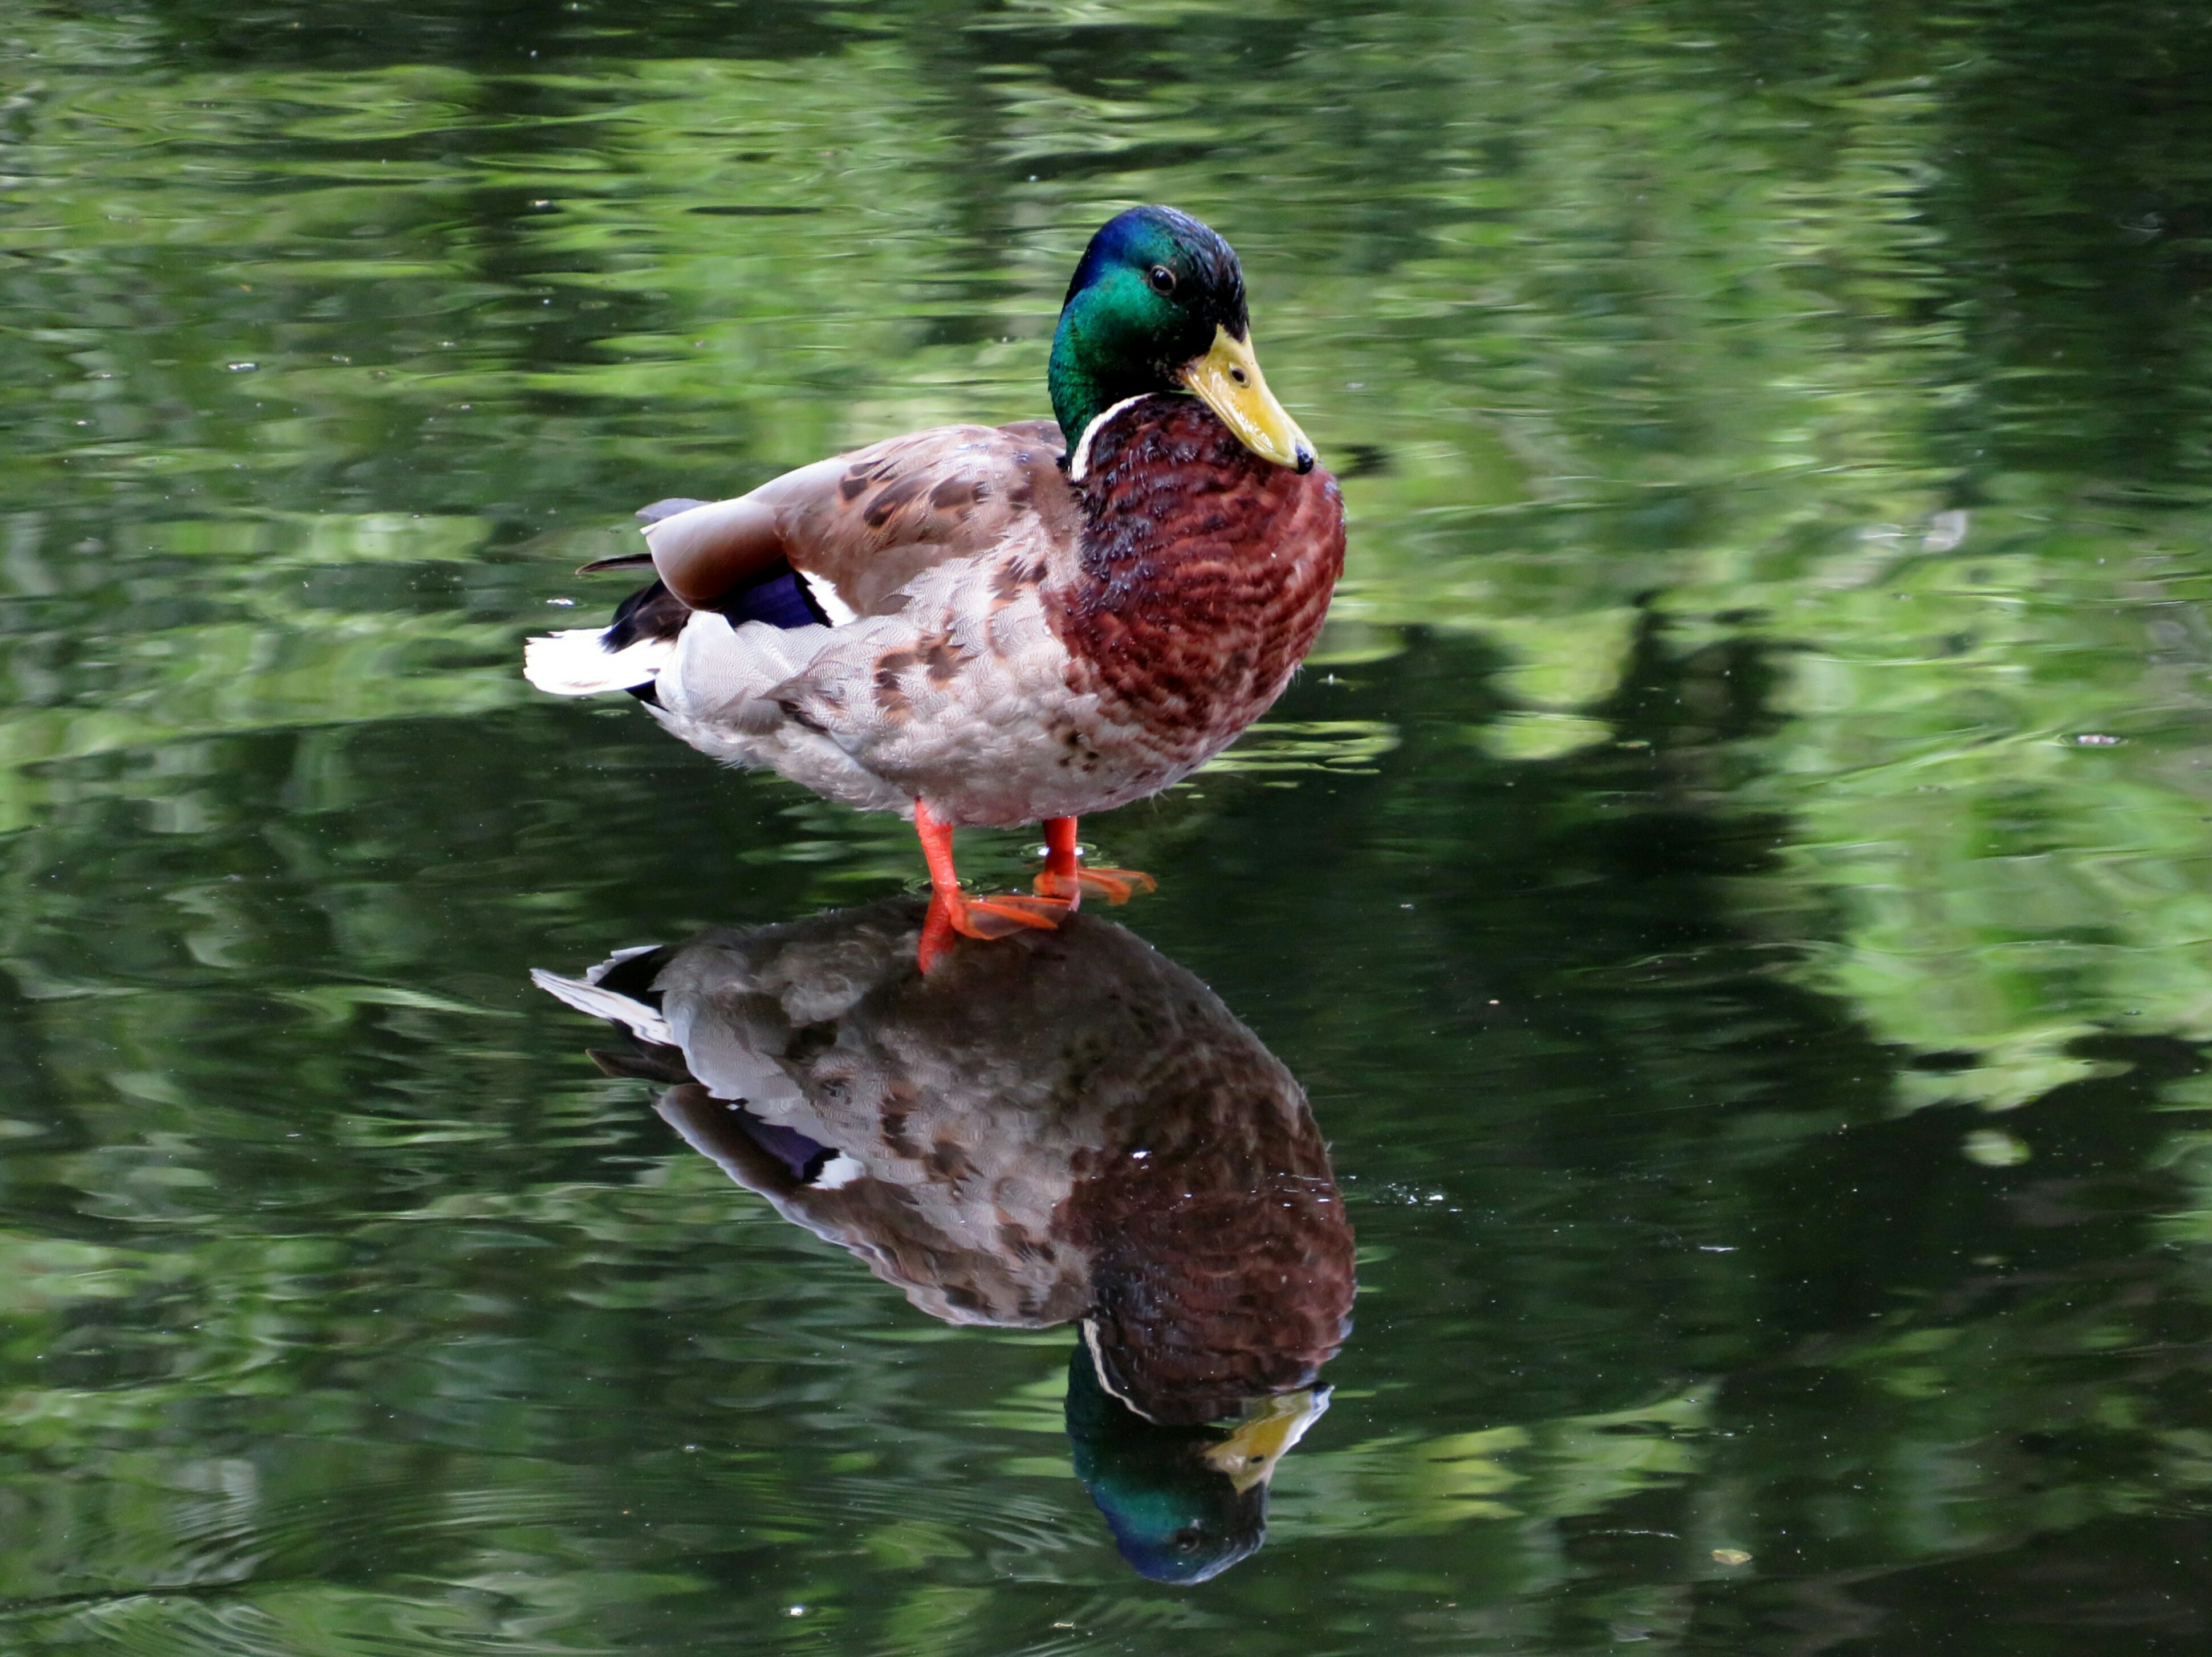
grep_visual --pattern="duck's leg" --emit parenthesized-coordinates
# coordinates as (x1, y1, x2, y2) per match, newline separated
(1032, 816, 1158, 906)
(913, 798, 1071, 972)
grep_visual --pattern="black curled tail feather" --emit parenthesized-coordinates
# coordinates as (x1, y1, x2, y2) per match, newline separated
(606, 580, 690, 653)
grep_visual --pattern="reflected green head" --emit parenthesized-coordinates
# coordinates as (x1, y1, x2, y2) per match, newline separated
(1063, 1340, 1266, 1584)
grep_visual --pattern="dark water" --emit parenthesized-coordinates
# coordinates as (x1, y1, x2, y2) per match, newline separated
(6, 0, 2212, 1650)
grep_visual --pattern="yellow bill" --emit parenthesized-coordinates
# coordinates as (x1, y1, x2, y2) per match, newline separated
(1180, 326, 1316, 474)
(1201, 1389, 1331, 1493)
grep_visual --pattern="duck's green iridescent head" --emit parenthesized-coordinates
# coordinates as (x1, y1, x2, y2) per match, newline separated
(1048, 205, 1314, 474)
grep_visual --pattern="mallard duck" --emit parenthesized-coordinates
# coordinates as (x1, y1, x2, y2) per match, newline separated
(525, 207, 1344, 963)
(534, 896, 1355, 1582)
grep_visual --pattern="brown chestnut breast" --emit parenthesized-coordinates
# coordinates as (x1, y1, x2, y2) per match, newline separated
(1047, 396, 1346, 748)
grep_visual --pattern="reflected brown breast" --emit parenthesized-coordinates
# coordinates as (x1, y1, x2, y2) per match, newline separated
(1059, 1052, 1356, 1426)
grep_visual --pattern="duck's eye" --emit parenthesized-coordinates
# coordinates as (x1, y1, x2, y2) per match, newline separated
(1148, 264, 1177, 296)
(1170, 1526, 1204, 1552)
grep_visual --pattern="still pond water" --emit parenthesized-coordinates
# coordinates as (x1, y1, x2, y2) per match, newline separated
(5, 0, 2212, 1650)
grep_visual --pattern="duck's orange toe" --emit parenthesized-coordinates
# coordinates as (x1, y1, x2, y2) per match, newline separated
(950, 891, 1071, 938)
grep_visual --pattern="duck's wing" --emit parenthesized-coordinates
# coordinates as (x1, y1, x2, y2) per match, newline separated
(641, 419, 1073, 620)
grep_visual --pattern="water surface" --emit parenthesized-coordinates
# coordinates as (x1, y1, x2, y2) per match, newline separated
(4, 1, 2212, 1651)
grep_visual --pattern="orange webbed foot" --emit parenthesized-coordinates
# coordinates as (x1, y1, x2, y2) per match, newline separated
(917, 887, 1073, 974)
(1032, 817, 1154, 910)
(914, 804, 1117, 974)
(1032, 865, 1158, 906)
(944, 889, 1072, 938)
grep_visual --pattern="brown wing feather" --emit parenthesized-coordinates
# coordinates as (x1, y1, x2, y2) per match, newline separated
(642, 420, 1074, 617)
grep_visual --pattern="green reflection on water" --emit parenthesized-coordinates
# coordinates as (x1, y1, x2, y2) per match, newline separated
(4, 0, 2212, 1650)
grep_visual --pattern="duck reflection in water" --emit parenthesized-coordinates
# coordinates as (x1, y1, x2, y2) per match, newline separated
(534, 897, 1354, 1583)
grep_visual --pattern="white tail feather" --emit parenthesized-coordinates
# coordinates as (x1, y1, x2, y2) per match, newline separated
(524, 626, 674, 697)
